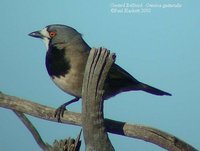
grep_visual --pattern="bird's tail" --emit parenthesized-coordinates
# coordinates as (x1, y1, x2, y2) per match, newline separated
(139, 83, 172, 96)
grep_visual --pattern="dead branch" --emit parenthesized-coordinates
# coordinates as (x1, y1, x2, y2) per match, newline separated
(82, 48, 115, 151)
(0, 92, 197, 151)
(13, 110, 51, 151)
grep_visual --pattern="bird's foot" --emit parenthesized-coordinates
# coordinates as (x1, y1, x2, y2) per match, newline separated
(54, 104, 67, 122)
(54, 97, 80, 122)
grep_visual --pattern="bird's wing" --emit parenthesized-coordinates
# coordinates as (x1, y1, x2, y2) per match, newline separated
(104, 63, 140, 99)
(108, 63, 139, 84)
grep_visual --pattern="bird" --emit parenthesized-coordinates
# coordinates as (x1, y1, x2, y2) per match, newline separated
(29, 24, 171, 121)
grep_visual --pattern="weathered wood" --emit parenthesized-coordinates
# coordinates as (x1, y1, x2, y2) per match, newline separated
(82, 48, 115, 151)
(0, 87, 198, 150)
(0, 92, 82, 126)
(14, 110, 52, 151)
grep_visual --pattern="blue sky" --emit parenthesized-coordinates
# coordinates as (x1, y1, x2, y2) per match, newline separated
(0, 1, 200, 150)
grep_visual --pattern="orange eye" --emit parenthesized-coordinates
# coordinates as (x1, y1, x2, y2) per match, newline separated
(49, 31, 56, 37)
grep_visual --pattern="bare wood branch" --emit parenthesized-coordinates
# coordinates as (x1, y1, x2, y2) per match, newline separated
(13, 110, 51, 151)
(0, 92, 82, 126)
(12, 105, 82, 151)
(73, 129, 82, 151)
(0, 92, 198, 151)
(52, 130, 82, 151)
(82, 48, 115, 151)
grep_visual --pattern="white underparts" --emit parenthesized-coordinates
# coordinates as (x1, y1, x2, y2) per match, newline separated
(40, 27, 50, 49)
(42, 37, 50, 49)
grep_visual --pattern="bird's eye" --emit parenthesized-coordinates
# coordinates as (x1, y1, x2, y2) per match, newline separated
(49, 31, 56, 37)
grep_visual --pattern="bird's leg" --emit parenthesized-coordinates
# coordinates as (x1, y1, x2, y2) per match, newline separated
(54, 97, 80, 122)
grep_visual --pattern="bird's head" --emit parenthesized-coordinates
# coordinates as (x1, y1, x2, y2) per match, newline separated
(29, 24, 81, 48)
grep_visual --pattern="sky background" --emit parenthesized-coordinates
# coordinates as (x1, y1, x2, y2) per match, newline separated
(0, 1, 200, 151)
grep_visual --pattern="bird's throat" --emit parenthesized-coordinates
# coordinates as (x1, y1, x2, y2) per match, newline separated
(42, 37, 50, 49)
(45, 46, 71, 78)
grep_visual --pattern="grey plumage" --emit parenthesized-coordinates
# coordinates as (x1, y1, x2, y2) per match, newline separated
(29, 24, 171, 120)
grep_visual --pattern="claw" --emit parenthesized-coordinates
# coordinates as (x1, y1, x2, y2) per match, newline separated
(54, 97, 80, 122)
(54, 105, 66, 122)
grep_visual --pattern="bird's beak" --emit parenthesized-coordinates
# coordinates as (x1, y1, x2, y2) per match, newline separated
(28, 30, 44, 39)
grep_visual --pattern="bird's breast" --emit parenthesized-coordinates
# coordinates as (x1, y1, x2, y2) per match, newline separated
(45, 46, 80, 95)
(45, 46, 71, 77)
(51, 68, 84, 97)
(45, 44, 89, 97)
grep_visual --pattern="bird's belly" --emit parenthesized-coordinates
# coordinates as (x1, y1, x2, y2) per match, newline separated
(51, 70, 83, 97)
